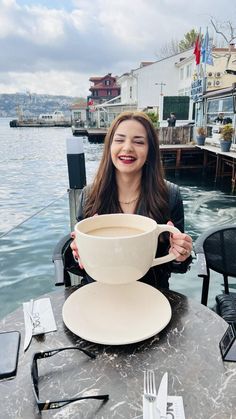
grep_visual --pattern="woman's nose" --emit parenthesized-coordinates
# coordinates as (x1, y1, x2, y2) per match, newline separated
(121, 139, 133, 151)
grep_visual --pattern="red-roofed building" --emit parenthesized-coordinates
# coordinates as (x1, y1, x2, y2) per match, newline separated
(88, 73, 120, 105)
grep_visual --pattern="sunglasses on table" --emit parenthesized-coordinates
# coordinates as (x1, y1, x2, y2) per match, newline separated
(31, 346, 109, 411)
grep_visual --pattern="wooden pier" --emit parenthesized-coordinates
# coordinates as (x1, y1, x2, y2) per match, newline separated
(196, 144, 236, 190)
(71, 125, 236, 189)
(160, 143, 236, 191)
(72, 126, 106, 141)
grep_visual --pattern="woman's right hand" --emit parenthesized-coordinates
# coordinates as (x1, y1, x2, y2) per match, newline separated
(70, 232, 84, 269)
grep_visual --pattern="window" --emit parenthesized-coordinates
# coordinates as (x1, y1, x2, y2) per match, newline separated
(104, 80, 110, 86)
(129, 86, 132, 99)
(206, 96, 234, 124)
(107, 90, 112, 95)
(186, 64, 192, 78)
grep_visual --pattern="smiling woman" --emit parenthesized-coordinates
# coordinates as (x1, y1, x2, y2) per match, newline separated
(69, 111, 193, 290)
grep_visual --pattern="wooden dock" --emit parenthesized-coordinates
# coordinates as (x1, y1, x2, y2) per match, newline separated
(160, 143, 236, 191)
(71, 125, 236, 189)
(72, 125, 193, 144)
(72, 126, 106, 141)
(195, 144, 236, 190)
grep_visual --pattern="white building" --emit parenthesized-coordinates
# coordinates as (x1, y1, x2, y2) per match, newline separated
(88, 46, 236, 128)
(133, 49, 194, 125)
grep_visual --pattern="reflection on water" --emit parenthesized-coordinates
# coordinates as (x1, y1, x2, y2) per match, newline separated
(184, 190, 236, 239)
(0, 118, 235, 318)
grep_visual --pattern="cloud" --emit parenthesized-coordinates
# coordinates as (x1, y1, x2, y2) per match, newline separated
(0, 70, 90, 96)
(0, 0, 235, 96)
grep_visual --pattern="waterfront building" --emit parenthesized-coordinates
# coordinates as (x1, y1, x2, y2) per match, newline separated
(131, 47, 236, 126)
(83, 46, 236, 129)
(87, 73, 120, 126)
(70, 102, 87, 126)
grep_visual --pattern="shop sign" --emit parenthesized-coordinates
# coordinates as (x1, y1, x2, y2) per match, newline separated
(191, 78, 204, 102)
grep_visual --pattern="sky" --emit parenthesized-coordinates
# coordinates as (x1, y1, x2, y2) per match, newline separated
(0, 0, 235, 98)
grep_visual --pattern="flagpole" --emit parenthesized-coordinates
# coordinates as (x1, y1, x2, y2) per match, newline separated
(197, 27, 201, 77)
(203, 27, 207, 91)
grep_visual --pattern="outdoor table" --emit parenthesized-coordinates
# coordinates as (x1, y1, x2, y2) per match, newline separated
(0, 287, 235, 419)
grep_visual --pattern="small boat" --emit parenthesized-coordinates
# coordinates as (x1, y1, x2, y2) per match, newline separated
(9, 110, 71, 128)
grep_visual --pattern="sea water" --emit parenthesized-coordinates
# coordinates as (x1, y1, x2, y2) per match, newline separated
(0, 117, 235, 318)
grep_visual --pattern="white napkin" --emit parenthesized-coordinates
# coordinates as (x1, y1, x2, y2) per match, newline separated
(166, 396, 185, 419)
(24, 297, 57, 335)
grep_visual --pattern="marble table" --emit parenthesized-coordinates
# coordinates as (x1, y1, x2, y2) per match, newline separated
(0, 287, 236, 419)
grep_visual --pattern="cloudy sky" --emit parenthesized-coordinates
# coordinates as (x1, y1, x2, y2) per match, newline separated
(0, 0, 235, 98)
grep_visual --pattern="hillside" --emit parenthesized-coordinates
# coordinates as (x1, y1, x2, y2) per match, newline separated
(0, 93, 86, 117)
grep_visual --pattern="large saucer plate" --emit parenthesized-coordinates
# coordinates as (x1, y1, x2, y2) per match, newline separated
(62, 281, 171, 345)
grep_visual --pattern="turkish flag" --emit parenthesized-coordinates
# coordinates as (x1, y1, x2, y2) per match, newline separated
(194, 35, 201, 65)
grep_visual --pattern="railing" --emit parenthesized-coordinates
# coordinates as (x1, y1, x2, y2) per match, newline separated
(157, 126, 193, 145)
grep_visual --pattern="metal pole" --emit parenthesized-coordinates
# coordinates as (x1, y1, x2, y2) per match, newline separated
(155, 82, 166, 125)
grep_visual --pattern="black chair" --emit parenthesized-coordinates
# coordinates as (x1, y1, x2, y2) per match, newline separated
(52, 234, 74, 287)
(194, 224, 236, 308)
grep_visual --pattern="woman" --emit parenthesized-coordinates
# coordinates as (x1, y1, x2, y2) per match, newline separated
(70, 111, 192, 289)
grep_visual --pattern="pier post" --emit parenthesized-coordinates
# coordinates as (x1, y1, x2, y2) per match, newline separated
(66, 135, 86, 285)
(66, 136, 86, 230)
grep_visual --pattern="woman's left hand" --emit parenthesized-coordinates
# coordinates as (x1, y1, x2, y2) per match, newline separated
(167, 221, 193, 262)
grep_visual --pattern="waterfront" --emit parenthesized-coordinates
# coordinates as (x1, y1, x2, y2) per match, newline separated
(0, 118, 236, 319)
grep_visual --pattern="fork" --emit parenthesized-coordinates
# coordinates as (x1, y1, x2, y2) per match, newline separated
(144, 370, 157, 402)
(26, 299, 45, 334)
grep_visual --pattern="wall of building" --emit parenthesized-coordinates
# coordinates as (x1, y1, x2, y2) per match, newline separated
(133, 49, 194, 110)
(119, 75, 138, 105)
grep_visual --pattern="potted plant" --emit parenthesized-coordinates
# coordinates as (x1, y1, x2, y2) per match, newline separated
(196, 127, 207, 146)
(219, 124, 234, 152)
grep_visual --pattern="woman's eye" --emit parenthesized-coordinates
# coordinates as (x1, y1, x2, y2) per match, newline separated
(114, 138, 124, 143)
(134, 140, 144, 145)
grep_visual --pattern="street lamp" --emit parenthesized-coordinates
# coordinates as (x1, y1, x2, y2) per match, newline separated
(155, 82, 166, 126)
(155, 82, 166, 96)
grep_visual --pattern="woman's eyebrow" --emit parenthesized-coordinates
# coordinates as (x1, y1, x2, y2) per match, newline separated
(133, 135, 146, 139)
(114, 133, 146, 139)
(114, 132, 126, 137)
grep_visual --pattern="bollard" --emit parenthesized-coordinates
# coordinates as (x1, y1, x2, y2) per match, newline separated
(66, 136, 87, 286)
(66, 135, 86, 230)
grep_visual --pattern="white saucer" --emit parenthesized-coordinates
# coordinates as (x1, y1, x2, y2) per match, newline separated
(62, 282, 172, 345)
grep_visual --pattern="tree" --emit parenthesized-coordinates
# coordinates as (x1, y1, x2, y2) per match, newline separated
(210, 18, 236, 69)
(157, 39, 180, 59)
(157, 29, 199, 59)
(179, 29, 199, 51)
(146, 111, 159, 126)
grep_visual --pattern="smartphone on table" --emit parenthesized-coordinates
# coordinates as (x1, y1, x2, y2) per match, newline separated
(0, 331, 21, 380)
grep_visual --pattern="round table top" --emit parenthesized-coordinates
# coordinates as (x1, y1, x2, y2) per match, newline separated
(0, 287, 235, 419)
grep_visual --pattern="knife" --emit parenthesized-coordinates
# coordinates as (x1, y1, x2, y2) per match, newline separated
(156, 372, 168, 419)
(23, 300, 33, 352)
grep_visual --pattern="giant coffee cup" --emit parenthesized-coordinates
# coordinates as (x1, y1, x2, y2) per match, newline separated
(75, 213, 180, 285)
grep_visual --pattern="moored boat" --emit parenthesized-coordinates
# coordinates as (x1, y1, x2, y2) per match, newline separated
(9, 110, 71, 127)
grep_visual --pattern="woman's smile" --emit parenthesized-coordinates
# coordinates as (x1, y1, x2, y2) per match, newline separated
(118, 155, 137, 164)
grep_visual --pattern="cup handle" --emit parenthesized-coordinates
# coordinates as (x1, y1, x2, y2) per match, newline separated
(151, 224, 180, 267)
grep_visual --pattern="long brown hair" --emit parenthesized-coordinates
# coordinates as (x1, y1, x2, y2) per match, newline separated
(84, 111, 169, 222)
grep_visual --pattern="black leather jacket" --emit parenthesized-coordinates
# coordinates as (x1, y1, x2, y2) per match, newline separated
(72, 181, 192, 289)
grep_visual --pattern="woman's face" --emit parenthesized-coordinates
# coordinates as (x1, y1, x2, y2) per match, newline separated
(110, 119, 149, 176)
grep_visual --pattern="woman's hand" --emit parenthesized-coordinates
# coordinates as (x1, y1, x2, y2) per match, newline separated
(70, 232, 84, 269)
(167, 221, 192, 262)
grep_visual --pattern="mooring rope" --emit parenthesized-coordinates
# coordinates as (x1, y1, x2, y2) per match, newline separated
(0, 192, 68, 239)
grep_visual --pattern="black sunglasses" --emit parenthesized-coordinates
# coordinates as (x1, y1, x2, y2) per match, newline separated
(31, 346, 109, 411)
